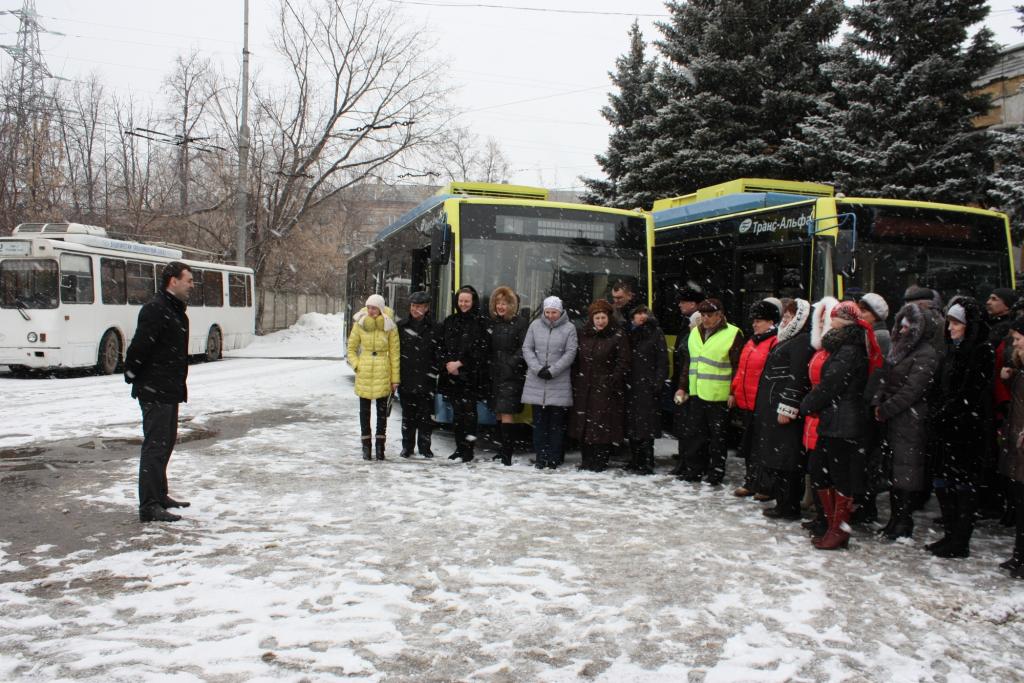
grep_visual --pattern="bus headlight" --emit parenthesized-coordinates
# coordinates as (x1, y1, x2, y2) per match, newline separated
(26, 332, 38, 343)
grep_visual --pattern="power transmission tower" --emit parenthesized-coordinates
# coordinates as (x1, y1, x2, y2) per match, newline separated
(0, 0, 63, 216)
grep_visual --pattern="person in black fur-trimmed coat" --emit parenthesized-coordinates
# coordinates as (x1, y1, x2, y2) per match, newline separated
(754, 298, 813, 521)
(439, 285, 491, 462)
(487, 285, 529, 466)
(925, 296, 993, 559)
(870, 303, 939, 540)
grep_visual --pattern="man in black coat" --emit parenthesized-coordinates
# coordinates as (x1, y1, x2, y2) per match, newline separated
(397, 290, 441, 458)
(124, 262, 193, 523)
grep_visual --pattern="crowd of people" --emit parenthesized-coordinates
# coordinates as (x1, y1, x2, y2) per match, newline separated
(345, 280, 1024, 579)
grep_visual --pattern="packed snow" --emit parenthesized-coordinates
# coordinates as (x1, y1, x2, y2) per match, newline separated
(0, 313, 1022, 681)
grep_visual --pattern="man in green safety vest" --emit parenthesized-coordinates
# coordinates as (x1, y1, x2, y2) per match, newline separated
(672, 298, 744, 484)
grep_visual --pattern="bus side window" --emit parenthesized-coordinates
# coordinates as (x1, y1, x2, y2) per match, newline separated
(229, 273, 248, 307)
(127, 261, 155, 305)
(100, 257, 127, 305)
(191, 269, 205, 307)
(204, 271, 224, 307)
(60, 253, 94, 304)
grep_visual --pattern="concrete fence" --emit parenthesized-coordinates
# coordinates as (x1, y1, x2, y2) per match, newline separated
(258, 289, 344, 333)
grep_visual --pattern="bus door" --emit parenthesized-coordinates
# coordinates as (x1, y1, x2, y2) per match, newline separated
(734, 242, 808, 328)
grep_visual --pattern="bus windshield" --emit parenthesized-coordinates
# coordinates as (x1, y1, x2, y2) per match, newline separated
(838, 203, 1011, 306)
(0, 259, 59, 309)
(459, 204, 646, 319)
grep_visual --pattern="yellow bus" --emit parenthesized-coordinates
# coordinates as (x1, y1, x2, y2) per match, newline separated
(650, 178, 1014, 346)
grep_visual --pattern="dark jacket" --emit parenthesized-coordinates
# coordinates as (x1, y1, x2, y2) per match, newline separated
(754, 315, 813, 472)
(570, 323, 631, 445)
(627, 316, 668, 441)
(489, 314, 529, 414)
(800, 324, 869, 441)
(439, 286, 491, 401)
(124, 290, 190, 403)
(872, 305, 939, 491)
(397, 313, 441, 395)
(999, 350, 1024, 484)
(929, 298, 993, 484)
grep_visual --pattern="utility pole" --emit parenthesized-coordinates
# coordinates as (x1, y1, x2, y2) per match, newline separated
(235, 0, 251, 266)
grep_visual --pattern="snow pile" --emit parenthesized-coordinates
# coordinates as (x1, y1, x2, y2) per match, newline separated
(231, 312, 346, 359)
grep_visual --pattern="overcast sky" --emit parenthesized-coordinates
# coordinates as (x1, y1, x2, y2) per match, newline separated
(3, 0, 1022, 191)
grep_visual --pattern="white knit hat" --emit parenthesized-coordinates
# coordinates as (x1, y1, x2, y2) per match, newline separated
(365, 294, 386, 311)
(859, 292, 889, 321)
(542, 296, 563, 312)
(946, 303, 967, 325)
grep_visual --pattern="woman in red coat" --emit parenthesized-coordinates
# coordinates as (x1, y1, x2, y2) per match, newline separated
(731, 300, 780, 497)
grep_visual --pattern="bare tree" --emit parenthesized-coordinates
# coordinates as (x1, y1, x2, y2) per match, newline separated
(163, 52, 215, 213)
(432, 125, 512, 183)
(237, 0, 449, 284)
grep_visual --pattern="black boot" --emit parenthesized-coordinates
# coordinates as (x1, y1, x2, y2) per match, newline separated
(581, 446, 598, 473)
(644, 441, 656, 474)
(400, 420, 415, 458)
(418, 430, 434, 458)
(632, 440, 654, 475)
(764, 472, 802, 520)
(361, 436, 372, 461)
(851, 493, 878, 525)
(375, 435, 386, 461)
(499, 423, 514, 467)
(932, 489, 974, 558)
(925, 487, 956, 553)
(802, 488, 827, 537)
(140, 504, 181, 522)
(883, 489, 914, 540)
(1003, 485, 1024, 571)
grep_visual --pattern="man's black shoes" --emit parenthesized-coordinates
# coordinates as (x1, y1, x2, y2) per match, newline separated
(140, 505, 181, 523)
(161, 496, 190, 509)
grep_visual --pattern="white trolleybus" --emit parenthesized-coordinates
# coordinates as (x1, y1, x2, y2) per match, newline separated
(0, 222, 256, 375)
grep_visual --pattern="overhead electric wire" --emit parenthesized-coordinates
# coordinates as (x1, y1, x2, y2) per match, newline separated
(387, 0, 667, 17)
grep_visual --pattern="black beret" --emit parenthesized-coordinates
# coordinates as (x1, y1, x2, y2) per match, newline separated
(409, 291, 430, 305)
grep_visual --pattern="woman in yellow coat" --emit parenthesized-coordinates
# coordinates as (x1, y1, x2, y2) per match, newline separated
(347, 294, 400, 460)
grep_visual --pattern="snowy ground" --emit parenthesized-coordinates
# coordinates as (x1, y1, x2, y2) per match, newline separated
(1, 313, 1022, 681)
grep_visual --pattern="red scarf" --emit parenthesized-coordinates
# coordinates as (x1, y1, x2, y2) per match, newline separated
(857, 319, 884, 373)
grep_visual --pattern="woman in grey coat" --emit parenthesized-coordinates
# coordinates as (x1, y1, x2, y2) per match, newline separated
(521, 296, 578, 469)
(871, 303, 938, 539)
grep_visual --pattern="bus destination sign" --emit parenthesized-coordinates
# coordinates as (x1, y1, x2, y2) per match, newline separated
(733, 207, 814, 243)
(0, 240, 31, 256)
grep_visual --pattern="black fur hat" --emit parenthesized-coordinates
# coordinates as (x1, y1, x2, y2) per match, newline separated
(749, 300, 781, 324)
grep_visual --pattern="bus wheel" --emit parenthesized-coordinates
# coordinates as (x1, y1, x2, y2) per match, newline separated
(205, 326, 222, 362)
(8, 364, 30, 378)
(96, 330, 121, 375)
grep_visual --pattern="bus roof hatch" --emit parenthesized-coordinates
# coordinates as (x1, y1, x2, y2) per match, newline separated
(436, 182, 548, 201)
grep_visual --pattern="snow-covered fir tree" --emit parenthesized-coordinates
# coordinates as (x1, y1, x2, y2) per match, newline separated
(790, 0, 998, 203)
(628, 0, 842, 202)
(984, 4, 1024, 241)
(581, 21, 660, 209)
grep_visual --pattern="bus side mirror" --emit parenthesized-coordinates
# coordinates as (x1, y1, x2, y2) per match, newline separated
(835, 230, 856, 277)
(430, 219, 452, 264)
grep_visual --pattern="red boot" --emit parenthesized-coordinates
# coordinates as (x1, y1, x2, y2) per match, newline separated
(815, 491, 854, 550)
(811, 489, 835, 544)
